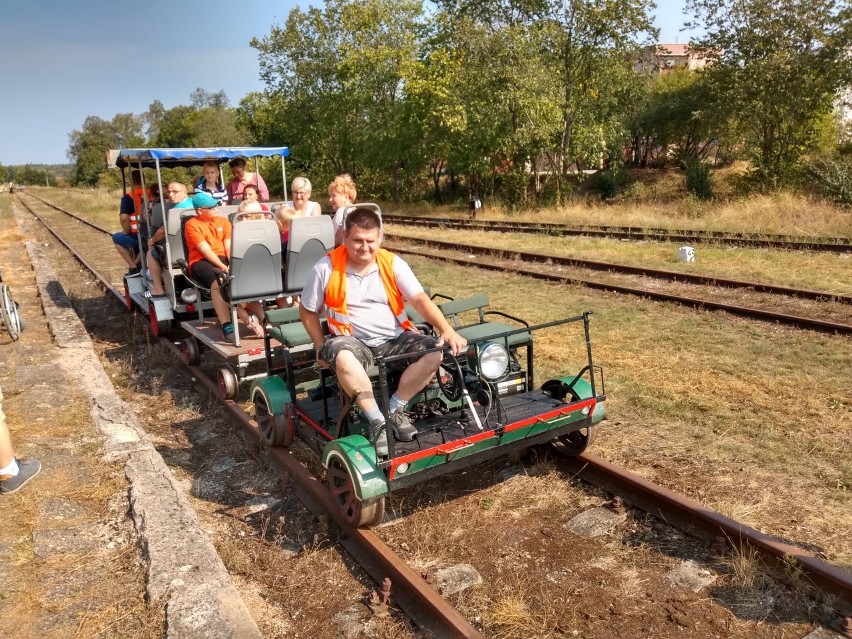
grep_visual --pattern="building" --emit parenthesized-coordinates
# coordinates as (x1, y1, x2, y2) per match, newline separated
(634, 43, 710, 75)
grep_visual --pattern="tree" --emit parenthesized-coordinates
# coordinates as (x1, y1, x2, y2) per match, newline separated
(686, 0, 852, 186)
(252, 0, 430, 201)
(437, 0, 657, 203)
(67, 114, 145, 186)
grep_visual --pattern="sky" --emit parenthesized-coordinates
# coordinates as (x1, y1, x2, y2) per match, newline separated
(0, 0, 700, 166)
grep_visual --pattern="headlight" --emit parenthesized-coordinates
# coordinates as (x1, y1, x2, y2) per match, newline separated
(180, 288, 198, 303)
(478, 342, 509, 380)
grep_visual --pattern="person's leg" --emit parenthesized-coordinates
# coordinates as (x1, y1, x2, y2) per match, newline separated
(379, 333, 442, 402)
(0, 387, 41, 493)
(0, 412, 13, 469)
(112, 233, 139, 269)
(147, 251, 165, 295)
(210, 281, 231, 325)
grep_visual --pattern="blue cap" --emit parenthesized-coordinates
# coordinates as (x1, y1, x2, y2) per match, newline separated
(192, 192, 218, 209)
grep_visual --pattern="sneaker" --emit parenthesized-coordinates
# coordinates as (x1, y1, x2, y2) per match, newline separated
(0, 458, 42, 495)
(222, 322, 236, 344)
(388, 408, 418, 442)
(126, 266, 141, 276)
(370, 417, 388, 456)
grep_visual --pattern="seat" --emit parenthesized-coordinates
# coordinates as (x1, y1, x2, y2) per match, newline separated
(265, 216, 335, 349)
(166, 207, 195, 267)
(225, 211, 283, 346)
(438, 294, 532, 348)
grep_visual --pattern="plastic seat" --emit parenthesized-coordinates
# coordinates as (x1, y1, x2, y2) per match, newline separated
(225, 212, 283, 346)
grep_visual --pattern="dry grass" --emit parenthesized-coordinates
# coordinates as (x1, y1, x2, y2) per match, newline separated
(387, 225, 852, 296)
(404, 253, 852, 571)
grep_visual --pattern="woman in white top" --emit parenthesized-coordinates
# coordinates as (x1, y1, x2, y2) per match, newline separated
(275, 176, 322, 307)
(275, 176, 322, 250)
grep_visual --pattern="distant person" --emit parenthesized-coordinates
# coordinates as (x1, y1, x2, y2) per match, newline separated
(146, 182, 193, 297)
(226, 157, 269, 204)
(193, 161, 227, 204)
(112, 170, 146, 275)
(0, 387, 41, 495)
(184, 192, 235, 343)
(328, 174, 357, 245)
(241, 184, 268, 211)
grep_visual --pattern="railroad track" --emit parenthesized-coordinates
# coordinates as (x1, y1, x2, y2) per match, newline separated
(385, 214, 852, 253)
(16, 191, 852, 632)
(384, 234, 852, 335)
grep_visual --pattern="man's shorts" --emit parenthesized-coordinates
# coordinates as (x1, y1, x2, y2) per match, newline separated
(190, 257, 229, 288)
(148, 243, 167, 265)
(319, 331, 439, 375)
(112, 231, 138, 250)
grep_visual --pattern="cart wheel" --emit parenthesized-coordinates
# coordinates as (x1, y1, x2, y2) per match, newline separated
(254, 392, 294, 448)
(149, 302, 172, 338)
(217, 366, 239, 400)
(326, 454, 385, 527)
(0, 284, 21, 341)
(552, 424, 598, 457)
(182, 337, 201, 366)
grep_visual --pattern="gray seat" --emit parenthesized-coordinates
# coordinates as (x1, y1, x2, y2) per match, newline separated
(264, 216, 334, 349)
(166, 208, 195, 266)
(227, 212, 283, 346)
(283, 215, 335, 295)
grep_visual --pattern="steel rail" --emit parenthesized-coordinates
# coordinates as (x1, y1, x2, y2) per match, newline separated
(386, 243, 852, 335)
(21, 196, 486, 638)
(385, 232, 852, 305)
(563, 453, 852, 615)
(164, 341, 485, 638)
(385, 214, 852, 253)
(20, 192, 113, 235)
(16, 197, 126, 305)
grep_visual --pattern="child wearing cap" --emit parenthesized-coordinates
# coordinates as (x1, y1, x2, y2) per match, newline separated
(184, 192, 235, 342)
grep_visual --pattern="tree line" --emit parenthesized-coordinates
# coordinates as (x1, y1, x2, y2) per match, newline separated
(67, 0, 852, 207)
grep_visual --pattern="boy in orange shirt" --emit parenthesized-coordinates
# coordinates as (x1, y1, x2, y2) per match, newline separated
(184, 192, 235, 342)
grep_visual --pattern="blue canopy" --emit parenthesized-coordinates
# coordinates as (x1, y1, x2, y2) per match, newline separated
(112, 146, 289, 168)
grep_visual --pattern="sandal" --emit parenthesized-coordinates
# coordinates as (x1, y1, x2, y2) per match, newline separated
(247, 314, 264, 338)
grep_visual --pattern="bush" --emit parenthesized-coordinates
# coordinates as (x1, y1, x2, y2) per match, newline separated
(806, 157, 852, 207)
(683, 158, 713, 200)
(594, 167, 628, 200)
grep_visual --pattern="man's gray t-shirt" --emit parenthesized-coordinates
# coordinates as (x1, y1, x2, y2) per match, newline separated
(301, 252, 423, 347)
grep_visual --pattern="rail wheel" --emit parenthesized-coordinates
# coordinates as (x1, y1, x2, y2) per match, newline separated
(149, 303, 172, 338)
(326, 454, 385, 527)
(552, 424, 598, 457)
(254, 392, 294, 447)
(217, 365, 239, 400)
(0, 284, 22, 341)
(182, 337, 201, 366)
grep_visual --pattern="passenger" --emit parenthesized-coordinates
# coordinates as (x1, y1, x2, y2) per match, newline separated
(241, 184, 268, 211)
(300, 207, 467, 455)
(146, 182, 193, 297)
(0, 386, 41, 495)
(193, 161, 227, 204)
(328, 174, 357, 245)
(226, 157, 269, 204)
(112, 170, 146, 275)
(275, 176, 321, 255)
(184, 192, 235, 343)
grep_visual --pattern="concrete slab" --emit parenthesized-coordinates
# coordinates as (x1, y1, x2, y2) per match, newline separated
(802, 627, 845, 639)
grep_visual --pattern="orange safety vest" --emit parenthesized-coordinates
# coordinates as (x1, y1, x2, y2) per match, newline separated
(324, 246, 416, 336)
(129, 186, 146, 234)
